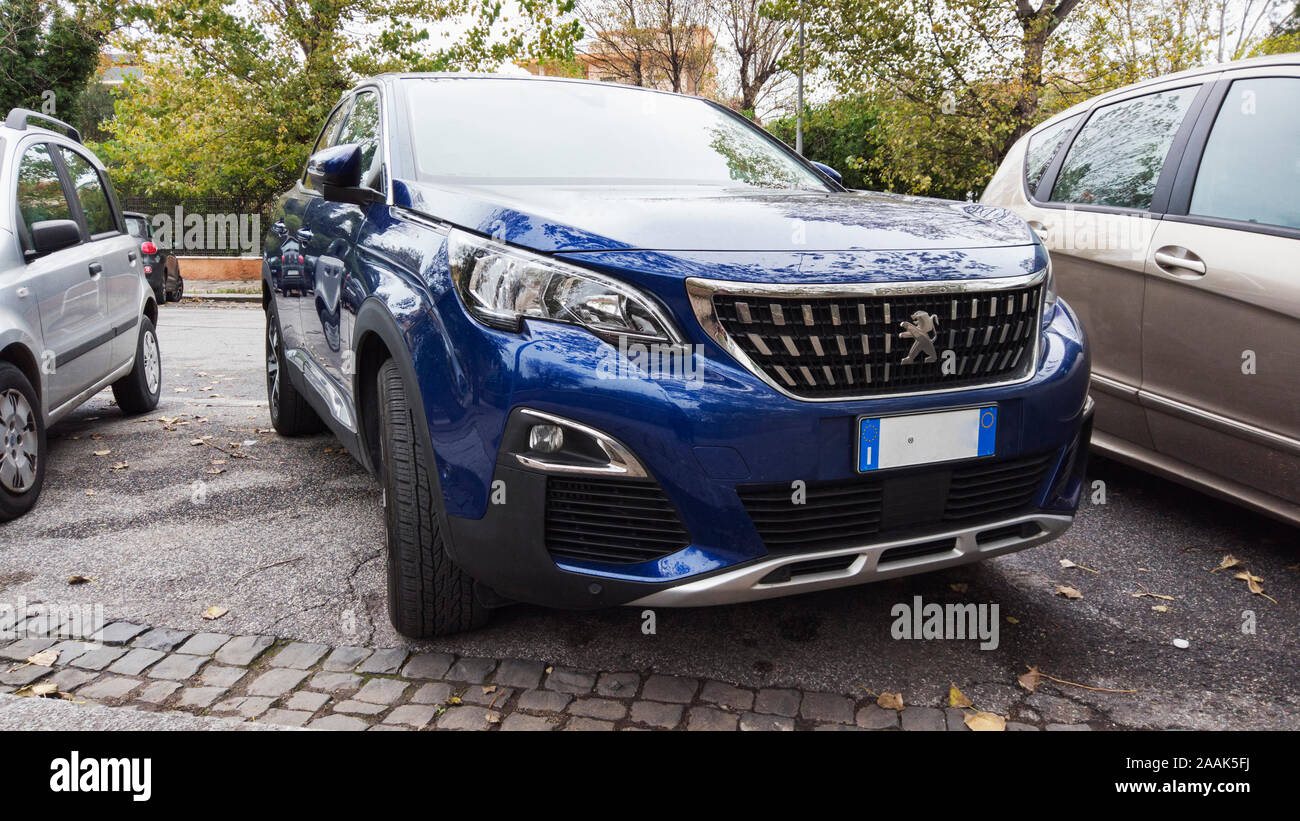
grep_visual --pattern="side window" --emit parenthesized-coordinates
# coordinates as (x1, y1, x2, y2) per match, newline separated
(336, 90, 382, 188)
(15, 143, 75, 251)
(1051, 87, 1200, 209)
(1024, 114, 1080, 199)
(58, 148, 116, 236)
(303, 102, 352, 189)
(1189, 77, 1300, 230)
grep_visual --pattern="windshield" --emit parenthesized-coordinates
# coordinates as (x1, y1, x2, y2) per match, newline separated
(403, 78, 829, 190)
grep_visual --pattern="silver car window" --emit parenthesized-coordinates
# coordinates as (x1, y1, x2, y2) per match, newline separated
(1051, 86, 1199, 209)
(1190, 77, 1300, 230)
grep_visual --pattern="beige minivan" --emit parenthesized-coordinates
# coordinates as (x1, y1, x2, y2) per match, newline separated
(982, 54, 1299, 527)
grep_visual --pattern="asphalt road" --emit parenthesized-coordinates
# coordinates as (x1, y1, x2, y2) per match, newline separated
(2, 304, 1297, 729)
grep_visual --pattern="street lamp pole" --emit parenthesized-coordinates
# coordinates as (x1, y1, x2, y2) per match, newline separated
(795, 4, 804, 155)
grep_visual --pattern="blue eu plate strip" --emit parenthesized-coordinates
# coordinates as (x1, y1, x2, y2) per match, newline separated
(978, 406, 997, 456)
(858, 417, 880, 472)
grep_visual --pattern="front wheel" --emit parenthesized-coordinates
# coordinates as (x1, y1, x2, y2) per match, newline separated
(0, 363, 45, 521)
(378, 358, 489, 637)
(111, 317, 162, 415)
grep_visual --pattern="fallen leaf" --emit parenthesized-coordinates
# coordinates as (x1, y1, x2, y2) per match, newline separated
(190, 439, 205, 446)
(876, 691, 904, 711)
(486, 712, 501, 724)
(1005, 616, 1020, 624)
(1018, 666, 1042, 693)
(67, 574, 94, 585)
(85, 490, 95, 496)
(201, 605, 229, 620)
(949, 582, 968, 593)
(111, 461, 129, 471)
(174, 387, 188, 393)
(1210, 554, 1242, 573)
(1059, 558, 1098, 573)
(17, 681, 59, 698)
(92, 449, 111, 456)
(1151, 604, 1169, 612)
(963, 711, 1006, 732)
(27, 650, 58, 667)
(948, 684, 973, 709)
(446, 696, 462, 705)
(1234, 570, 1278, 604)
(1055, 585, 1083, 600)
(1130, 582, 1173, 601)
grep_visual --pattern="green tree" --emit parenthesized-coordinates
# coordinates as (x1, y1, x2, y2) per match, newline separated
(766, 94, 892, 191)
(99, 0, 582, 210)
(1255, 1, 1300, 53)
(0, 1, 118, 128)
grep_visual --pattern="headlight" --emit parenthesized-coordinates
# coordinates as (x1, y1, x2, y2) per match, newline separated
(1042, 256, 1058, 312)
(448, 229, 680, 343)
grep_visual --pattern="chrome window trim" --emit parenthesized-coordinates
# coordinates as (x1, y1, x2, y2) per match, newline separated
(686, 269, 1048, 403)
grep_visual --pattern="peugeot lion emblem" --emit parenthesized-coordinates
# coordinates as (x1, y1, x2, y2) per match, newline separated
(898, 311, 940, 364)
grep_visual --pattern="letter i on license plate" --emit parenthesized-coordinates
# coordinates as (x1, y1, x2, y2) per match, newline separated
(858, 406, 997, 472)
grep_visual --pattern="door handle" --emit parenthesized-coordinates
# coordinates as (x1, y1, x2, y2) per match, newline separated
(88, 262, 103, 277)
(128, 251, 138, 262)
(1153, 247, 1206, 277)
(296, 229, 314, 241)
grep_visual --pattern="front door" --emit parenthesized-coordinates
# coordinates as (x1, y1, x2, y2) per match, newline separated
(14, 141, 110, 409)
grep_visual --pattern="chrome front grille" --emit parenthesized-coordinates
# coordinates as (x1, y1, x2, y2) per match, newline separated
(687, 273, 1045, 400)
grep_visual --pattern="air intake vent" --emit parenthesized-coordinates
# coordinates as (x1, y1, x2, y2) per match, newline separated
(545, 477, 690, 564)
(737, 451, 1054, 554)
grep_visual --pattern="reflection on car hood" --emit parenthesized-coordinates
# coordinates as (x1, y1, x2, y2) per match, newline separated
(394, 181, 1035, 254)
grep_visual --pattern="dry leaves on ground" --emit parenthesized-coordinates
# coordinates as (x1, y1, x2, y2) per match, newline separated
(201, 605, 229, 620)
(964, 711, 1007, 731)
(876, 692, 905, 711)
(1055, 584, 1083, 600)
(1059, 558, 1098, 573)
(1210, 554, 1242, 573)
(948, 684, 973, 709)
(1234, 570, 1278, 604)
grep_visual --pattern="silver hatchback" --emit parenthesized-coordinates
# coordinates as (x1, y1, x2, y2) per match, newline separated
(982, 55, 1299, 526)
(0, 109, 163, 521)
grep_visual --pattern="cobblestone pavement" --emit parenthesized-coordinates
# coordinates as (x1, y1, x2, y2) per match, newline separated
(1, 623, 1096, 731)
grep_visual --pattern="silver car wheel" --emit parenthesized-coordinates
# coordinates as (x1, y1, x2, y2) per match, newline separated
(142, 329, 161, 394)
(0, 388, 38, 494)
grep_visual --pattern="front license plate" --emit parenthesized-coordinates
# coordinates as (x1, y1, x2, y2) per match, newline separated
(858, 406, 997, 472)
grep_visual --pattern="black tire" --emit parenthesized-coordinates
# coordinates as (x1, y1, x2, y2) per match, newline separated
(378, 359, 489, 637)
(265, 302, 324, 435)
(0, 362, 45, 522)
(111, 316, 162, 415)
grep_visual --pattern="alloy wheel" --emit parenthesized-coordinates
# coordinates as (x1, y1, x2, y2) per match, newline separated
(0, 388, 38, 494)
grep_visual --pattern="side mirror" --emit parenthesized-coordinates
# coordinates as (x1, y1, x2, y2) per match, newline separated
(30, 219, 82, 254)
(810, 161, 843, 186)
(307, 143, 380, 205)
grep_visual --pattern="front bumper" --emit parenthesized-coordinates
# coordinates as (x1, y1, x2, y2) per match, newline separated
(438, 293, 1091, 610)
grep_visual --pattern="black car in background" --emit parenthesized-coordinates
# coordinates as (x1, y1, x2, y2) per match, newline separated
(123, 211, 184, 302)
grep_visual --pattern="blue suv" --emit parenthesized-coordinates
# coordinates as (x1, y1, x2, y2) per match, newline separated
(263, 75, 1092, 636)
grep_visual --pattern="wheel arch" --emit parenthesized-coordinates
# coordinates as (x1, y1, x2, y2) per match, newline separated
(0, 340, 42, 405)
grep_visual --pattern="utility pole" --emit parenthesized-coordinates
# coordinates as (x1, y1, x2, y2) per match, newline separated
(795, 4, 804, 155)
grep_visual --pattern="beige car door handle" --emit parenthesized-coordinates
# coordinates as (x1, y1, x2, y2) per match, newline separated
(1153, 247, 1207, 277)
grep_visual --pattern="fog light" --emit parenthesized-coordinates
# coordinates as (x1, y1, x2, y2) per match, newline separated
(528, 424, 564, 453)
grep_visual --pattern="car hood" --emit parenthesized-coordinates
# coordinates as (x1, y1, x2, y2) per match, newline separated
(394, 181, 1035, 254)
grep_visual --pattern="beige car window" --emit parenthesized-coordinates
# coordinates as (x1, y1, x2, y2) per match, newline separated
(1190, 77, 1300, 230)
(1051, 87, 1199, 209)
(1024, 114, 1080, 199)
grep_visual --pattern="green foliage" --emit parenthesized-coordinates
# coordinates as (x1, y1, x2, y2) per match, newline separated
(1254, 2, 1300, 54)
(99, 0, 582, 210)
(766, 95, 889, 192)
(0, 1, 117, 128)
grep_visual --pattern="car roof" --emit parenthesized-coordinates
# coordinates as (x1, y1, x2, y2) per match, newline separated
(359, 72, 700, 103)
(123, 211, 147, 219)
(1031, 53, 1300, 134)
